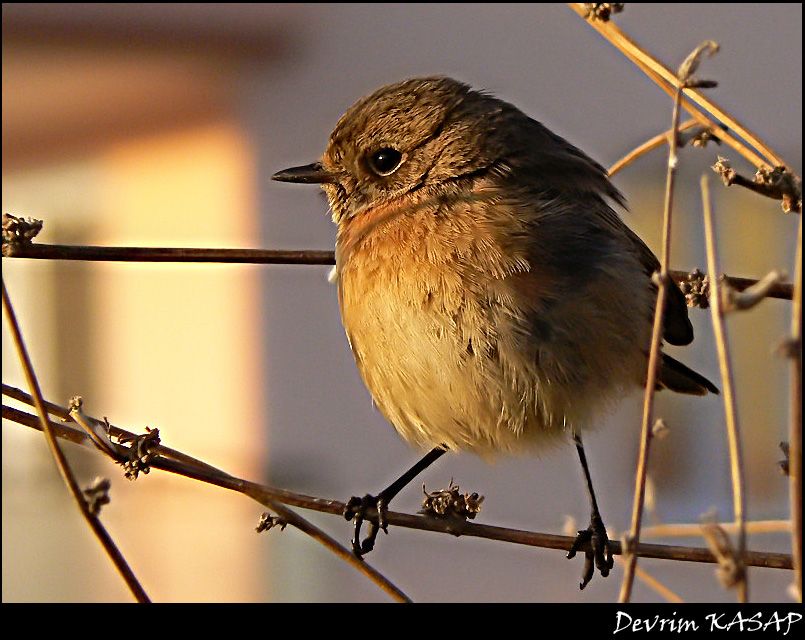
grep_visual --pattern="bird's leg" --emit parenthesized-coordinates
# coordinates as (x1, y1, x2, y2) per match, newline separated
(344, 445, 448, 557)
(566, 432, 614, 589)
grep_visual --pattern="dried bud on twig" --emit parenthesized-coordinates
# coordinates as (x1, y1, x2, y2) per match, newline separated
(677, 40, 719, 88)
(118, 427, 161, 480)
(256, 512, 287, 533)
(754, 166, 802, 214)
(83, 477, 112, 516)
(680, 268, 710, 309)
(712, 156, 737, 186)
(679, 126, 721, 149)
(712, 157, 802, 214)
(2, 213, 43, 256)
(583, 3, 624, 22)
(421, 480, 484, 522)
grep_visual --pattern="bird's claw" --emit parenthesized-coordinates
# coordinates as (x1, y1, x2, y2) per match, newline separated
(566, 513, 614, 590)
(343, 494, 389, 557)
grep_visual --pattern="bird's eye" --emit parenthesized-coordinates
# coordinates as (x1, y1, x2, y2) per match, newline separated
(367, 148, 403, 176)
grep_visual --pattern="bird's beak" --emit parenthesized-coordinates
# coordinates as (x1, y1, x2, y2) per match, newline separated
(271, 162, 337, 184)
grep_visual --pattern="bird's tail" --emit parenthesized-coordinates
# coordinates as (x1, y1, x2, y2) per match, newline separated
(658, 353, 719, 395)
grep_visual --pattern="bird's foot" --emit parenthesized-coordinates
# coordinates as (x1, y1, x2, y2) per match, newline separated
(343, 493, 389, 557)
(566, 512, 614, 590)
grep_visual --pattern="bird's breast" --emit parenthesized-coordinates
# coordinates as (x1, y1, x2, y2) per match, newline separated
(333, 198, 569, 454)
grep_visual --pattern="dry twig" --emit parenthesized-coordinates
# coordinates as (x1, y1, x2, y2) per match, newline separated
(1, 279, 151, 603)
(2, 242, 794, 302)
(618, 49, 691, 602)
(788, 217, 803, 600)
(609, 118, 705, 177)
(643, 520, 790, 539)
(0, 394, 410, 603)
(701, 175, 749, 602)
(569, 3, 790, 171)
(712, 158, 802, 214)
(2, 394, 794, 572)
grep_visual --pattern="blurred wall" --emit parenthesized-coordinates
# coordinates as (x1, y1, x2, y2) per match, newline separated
(3, 3, 801, 602)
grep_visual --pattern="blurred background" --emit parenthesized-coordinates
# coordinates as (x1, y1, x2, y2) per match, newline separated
(2, 3, 801, 602)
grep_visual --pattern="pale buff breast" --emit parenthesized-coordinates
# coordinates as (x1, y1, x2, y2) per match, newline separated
(334, 196, 653, 457)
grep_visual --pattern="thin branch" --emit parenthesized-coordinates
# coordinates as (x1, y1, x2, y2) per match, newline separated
(1, 403, 791, 570)
(724, 270, 788, 311)
(2, 242, 335, 264)
(614, 555, 684, 603)
(619, 79, 685, 604)
(4, 396, 794, 572)
(1, 242, 794, 301)
(701, 174, 749, 602)
(643, 520, 790, 539)
(712, 158, 801, 215)
(568, 3, 790, 171)
(1, 279, 151, 603)
(609, 118, 701, 177)
(789, 216, 803, 600)
(238, 489, 412, 603)
(717, 274, 792, 302)
(2, 383, 231, 477)
(0, 392, 410, 603)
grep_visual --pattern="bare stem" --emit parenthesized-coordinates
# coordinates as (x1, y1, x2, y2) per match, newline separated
(2, 402, 793, 572)
(619, 84, 684, 604)
(2, 242, 794, 301)
(789, 216, 803, 600)
(609, 118, 699, 177)
(0, 393, 410, 603)
(568, 3, 789, 170)
(617, 556, 684, 603)
(701, 175, 749, 602)
(643, 520, 790, 539)
(1, 279, 151, 603)
(2, 243, 335, 264)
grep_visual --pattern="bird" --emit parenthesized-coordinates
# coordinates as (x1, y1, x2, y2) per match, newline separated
(272, 76, 718, 589)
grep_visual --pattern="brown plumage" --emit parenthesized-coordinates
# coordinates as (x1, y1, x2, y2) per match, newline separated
(273, 76, 718, 583)
(283, 76, 716, 455)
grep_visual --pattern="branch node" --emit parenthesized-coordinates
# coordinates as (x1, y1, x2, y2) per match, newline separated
(712, 156, 737, 186)
(723, 269, 787, 312)
(778, 442, 790, 477)
(583, 3, 623, 22)
(84, 477, 112, 516)
(711, 158, 802, 214)
(651, 271, 671, 288)
(700, 515, 746, 590)
(420, 479, 484, 532)
(620, 533, 637, 558)
(68, 397, 125, 460)
(256, 512, 288, 533)
(117, 427, 161, 480)
(677, 40, 719, 87)
(2, 213, 43, 256)
(680, 268, 710, 308)
(755, 166, 802, 214)
(678, 126, 722, 150)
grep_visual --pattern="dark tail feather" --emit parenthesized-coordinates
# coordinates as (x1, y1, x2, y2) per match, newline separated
(658, 354, 720, 395)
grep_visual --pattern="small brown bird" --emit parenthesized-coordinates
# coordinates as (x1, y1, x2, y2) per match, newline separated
(273, 77, 717, 589)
